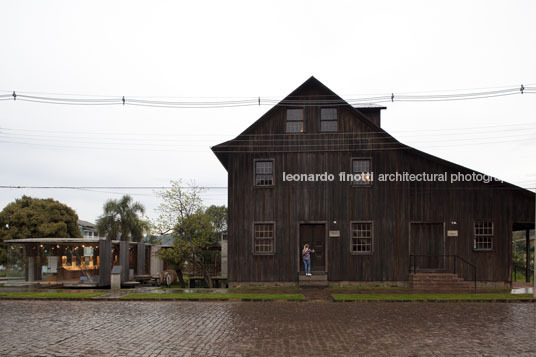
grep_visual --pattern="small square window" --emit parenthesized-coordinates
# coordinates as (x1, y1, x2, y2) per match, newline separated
(255, 160, 274, 186)
(352, 158, 372, 185)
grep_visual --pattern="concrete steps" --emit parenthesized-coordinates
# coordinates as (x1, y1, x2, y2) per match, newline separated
(409, 272, 473, 291)
(299, 272, 328, 287)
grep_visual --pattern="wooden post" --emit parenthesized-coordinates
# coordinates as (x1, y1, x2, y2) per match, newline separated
(119, 241, 129, 283)
(137, 243, 145, 275)
(99, 238, 112, 287)
(526, 229, 531, 283)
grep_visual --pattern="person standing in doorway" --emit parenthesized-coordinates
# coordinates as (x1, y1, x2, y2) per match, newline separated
(302, 244, 315, 276)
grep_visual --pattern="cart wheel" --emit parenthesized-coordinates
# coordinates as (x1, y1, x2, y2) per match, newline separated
(165, 272, 172, 287)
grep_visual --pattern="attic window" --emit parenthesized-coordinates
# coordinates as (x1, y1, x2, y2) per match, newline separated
(286, 108, 303, 133)
(320, 108, 337, 132)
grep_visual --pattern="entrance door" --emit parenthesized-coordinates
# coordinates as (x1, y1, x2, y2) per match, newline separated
(299, 223, 326, 272)
(410, 223, 444, 270)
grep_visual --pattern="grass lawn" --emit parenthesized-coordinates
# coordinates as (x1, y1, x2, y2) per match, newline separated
(121, 293, 304, 300)
(328, 286, 409, 290)
(332, 293, 534, 301)
(0, 292, 106, 299)
(228, 286, 300, 291)
(160, 286, 299, 291)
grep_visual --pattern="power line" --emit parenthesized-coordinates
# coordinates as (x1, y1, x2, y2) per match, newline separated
(0, 136, 533, 153)
(2, 121, 535, 138)
(1, 128, 534, 146)
(0, 185, 534, 191)
(0, 185, 227, 189)
(0, 86, 534, 108)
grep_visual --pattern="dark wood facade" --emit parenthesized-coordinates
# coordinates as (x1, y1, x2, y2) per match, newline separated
(212, 77, 535, 285)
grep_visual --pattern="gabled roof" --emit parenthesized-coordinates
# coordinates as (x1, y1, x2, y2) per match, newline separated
(237, 76, 383, 136)
(211, 77, 534, 198)
(211, 76, 390, 165)
(77, 219, 96, 228)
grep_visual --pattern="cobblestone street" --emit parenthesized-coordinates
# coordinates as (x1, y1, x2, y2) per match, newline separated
(0, 300, 535, 356)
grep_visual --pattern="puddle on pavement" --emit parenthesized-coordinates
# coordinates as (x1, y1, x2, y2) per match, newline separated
(511, 287, 533, 294)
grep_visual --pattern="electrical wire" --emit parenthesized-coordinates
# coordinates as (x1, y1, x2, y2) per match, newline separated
(2, 121, 535, 140)
(1, 128, 534, 145)
(1, 132, 533, 149)
(0, 186, 226, 189)
(0, 86, 534, 108)
(2, 119, 534, 145)
(0, 185, 534, 192)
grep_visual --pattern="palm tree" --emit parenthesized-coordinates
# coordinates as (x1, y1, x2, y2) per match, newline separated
(96, 195, 147, 241)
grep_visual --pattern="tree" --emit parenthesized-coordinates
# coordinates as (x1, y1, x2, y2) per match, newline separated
(152, 180, 204, 236)
(205, 205, 228, 238)
(96, 195, 147, 241)
(173, 211, 218, 288)
(0, 196, 82, 265)
(0, 196, 82, 240)
(152, 181, 227, 288)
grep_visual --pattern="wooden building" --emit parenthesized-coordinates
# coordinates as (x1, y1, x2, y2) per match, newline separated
(212, 77, 535, 288)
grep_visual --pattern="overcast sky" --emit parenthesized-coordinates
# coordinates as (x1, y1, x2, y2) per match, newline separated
(1, 0, 535, 224)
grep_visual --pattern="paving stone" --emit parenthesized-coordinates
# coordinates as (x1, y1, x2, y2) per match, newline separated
(0, 301, 534, 356)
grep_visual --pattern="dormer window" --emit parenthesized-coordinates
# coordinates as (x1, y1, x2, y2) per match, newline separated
(320, 108, 337, 132)
(286, 108, 303, 133)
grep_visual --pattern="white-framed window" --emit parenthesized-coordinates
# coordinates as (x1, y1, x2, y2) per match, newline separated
(320, 108, 337, 132)
(253, 222, 275, 255)
(352, 158, 372, 186)
(255, 160, 274, 186)
(474, 221, 493, 251)
(286, 108, 304, 133)
(351, 221, 373, 254)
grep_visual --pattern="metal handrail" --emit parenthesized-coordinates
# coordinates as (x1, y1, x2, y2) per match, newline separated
(409, 254, 477, 290)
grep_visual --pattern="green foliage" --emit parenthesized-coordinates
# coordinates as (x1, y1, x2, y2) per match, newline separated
(159, 243, 190, 271)
(205, 205, 228, 235)
(0, 245, 6, 267)
(96, 195, 147, 241)
(0, 196, 82, 265)
(173, 211, 219, 287)
(512, 230, 534, 282)
(152, 180, 205, 235)
(174, 211, 215, 246)
(152, 181, 227, 288)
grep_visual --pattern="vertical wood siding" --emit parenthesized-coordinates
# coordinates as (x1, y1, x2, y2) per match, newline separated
(218, 79, 535, 283)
